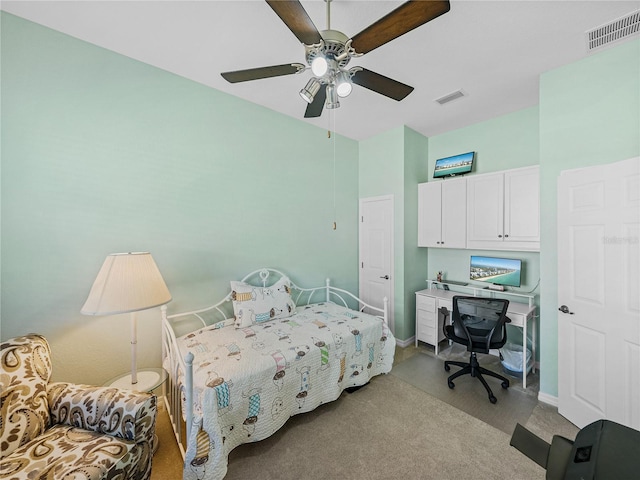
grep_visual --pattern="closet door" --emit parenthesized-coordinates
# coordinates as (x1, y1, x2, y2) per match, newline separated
(558, 156, 639, 430)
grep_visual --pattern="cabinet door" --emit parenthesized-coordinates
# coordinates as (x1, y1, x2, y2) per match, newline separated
(467, 167, 540, 252)
(441, 178, 467, 248)
(466, 172, 504, 247)
(418, 182, 442, 247)
(504, 166, 540, 248)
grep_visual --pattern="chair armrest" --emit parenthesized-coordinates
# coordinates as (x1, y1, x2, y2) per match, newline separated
(47, 382, 157, 444)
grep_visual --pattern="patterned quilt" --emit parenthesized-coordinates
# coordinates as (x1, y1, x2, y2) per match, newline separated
(171, 302, 395, 480)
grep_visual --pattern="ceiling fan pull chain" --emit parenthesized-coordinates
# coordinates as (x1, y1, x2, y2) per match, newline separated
(332, 108, 337, 230)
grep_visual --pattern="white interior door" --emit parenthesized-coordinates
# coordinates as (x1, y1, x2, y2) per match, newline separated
(359, 195, 394, 333)
(557, 156, 640, 430)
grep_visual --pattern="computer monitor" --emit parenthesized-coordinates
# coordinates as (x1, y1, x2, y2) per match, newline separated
(470, 255, 522, 288)
(433, 151, 475, 178)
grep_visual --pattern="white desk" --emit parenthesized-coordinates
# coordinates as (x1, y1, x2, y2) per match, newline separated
(416, 283, 536, 389)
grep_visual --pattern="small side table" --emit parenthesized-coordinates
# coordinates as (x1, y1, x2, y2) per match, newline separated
(104, 368, 168, 454)
(104, 368, 168, 392)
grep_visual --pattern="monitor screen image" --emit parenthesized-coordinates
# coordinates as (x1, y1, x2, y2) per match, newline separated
(470, 255, 522, 288)
(433, 151, 475, 178)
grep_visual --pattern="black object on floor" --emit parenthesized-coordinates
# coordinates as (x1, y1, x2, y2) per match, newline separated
(510, 419, 640, 480)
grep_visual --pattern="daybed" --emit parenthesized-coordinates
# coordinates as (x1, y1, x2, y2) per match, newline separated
(0, 334, 157, 480)
(161, 268, 395, 480)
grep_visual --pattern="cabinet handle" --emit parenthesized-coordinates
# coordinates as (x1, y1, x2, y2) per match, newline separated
(498, 234, 503, 238)
(505, 234, 509, 238)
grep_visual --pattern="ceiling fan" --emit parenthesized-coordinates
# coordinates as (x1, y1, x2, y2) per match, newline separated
(221, 0, 451, 118)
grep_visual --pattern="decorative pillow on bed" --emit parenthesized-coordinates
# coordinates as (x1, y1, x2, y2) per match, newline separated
(230, 276, 295, 328)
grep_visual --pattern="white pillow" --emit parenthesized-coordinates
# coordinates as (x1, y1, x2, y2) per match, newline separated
(230, 276, 295, 328)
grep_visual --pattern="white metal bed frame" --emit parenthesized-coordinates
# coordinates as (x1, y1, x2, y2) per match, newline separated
(160, 268, 388, 459)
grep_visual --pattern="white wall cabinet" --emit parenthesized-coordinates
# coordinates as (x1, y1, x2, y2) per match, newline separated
(418, 178, 466, 248)
(466, 166, 540, 251)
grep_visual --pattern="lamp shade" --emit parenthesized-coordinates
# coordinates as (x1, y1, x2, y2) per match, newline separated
(81, 252, 171, 315)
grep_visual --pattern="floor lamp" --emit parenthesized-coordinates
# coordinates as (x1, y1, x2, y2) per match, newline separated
(82, 252, 171, 388)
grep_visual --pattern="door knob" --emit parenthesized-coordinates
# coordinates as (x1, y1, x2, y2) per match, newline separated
(380, 275, 390, 280)
(558, 305, 574, 315)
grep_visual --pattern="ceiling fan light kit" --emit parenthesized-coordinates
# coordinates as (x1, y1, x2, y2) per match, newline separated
(221, 0, 451, 118)
(336, 71, 353, 98)
(311, 56, 329, 77)
(300, 77, 321, 103)
(325, 83, 340, 109)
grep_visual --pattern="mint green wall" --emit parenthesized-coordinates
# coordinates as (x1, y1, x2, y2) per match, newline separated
(0, 13, 359, 384)
(538, 39, 640, 397)
(427, 106, 540, 179)
(358, 126, 429, 342)
(359, 125, 406, 198)
(359, 127, 406, 338)
(403, 127, 430, 342)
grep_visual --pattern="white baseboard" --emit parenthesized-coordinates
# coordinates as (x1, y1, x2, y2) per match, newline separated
(396, 336, 415, 348)
(537, 391, 559, 407)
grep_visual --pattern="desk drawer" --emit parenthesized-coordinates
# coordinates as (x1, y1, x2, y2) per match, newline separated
(417, 324, 445, 345)
(416, 295, 436, 311)
(437, 299, 452, 311)
(417, 310, 436, 327)
(417, 324, 436, 345)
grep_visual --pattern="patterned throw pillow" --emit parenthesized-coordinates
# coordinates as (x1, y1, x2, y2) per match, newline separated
(230, 276, 295, 328)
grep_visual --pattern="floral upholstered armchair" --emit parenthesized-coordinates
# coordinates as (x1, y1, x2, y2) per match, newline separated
(0, 334, 157, 479)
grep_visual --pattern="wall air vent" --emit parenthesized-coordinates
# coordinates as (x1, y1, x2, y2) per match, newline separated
(586, 10, 640, 51)
(435, 89, 466, 105)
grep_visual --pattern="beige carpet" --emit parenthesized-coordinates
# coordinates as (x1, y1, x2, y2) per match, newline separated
(390, 348, 538, 435)
(150, 400, 183, 479)
(150, 374, 546, 479)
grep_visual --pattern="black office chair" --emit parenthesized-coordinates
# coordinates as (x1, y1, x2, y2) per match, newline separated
(443, 296, 511, 404)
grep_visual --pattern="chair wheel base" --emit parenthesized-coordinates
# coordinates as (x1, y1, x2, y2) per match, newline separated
(444, 352, 511, 403)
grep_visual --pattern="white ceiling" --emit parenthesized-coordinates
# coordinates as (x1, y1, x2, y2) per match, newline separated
(2, 0, 638, 140)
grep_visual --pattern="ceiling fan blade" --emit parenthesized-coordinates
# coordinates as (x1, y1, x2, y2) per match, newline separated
(304, 85, 327, 118)
(266, 0, 322, 46)
(221, 63, 305, 83)
(351, 68, 414, 101)
(350, 0, 450, 55)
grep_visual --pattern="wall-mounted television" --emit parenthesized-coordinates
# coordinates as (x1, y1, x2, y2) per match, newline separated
(433, 151, 475, 178)
(469, 255, 522, 288)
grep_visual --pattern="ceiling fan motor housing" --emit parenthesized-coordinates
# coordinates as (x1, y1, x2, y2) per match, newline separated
(305, 30, 354, 70)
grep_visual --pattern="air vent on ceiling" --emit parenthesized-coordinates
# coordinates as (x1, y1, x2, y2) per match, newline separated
(435, 89, 466, 105)
(586, 10, 640, 51)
